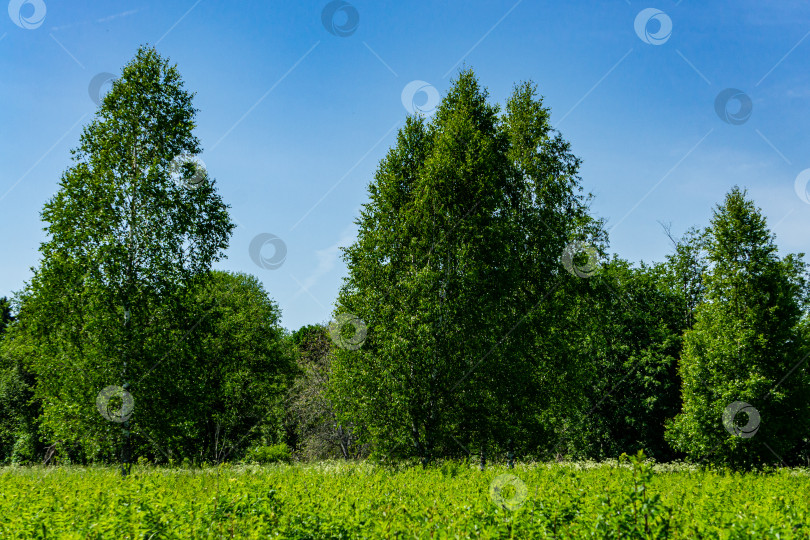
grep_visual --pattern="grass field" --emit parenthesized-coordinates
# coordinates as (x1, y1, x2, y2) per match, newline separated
(2, 455, 810, 538)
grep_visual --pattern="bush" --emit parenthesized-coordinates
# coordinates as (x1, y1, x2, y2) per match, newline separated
(592, 450, 673, 538)
(245, 443, 291, 464)
(10, 432, 37, 465)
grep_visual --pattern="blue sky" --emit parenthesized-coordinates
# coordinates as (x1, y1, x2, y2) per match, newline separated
(2, 0, 809, 331)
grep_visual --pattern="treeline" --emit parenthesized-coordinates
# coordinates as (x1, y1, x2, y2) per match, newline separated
(1, 47, 808, 469)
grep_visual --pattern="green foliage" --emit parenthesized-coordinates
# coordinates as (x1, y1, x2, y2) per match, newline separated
(3, 46, 810, 478)
(0, 302, 42, 465)
(244, 443, 292, 464)
(4, 45, 237, 463)
(157, 270, 295, 463)
(1, 461, 808, 537)
(0, 359, 40, 464)
(661, 226, 708, 331)
(332, 69, 603, 462)
(0, 297, 12, 336)
(592, 451, 673, 538)
(667, 187, 810, 467)
(286, 324, 363, 460)
(562, 260, 684, 461)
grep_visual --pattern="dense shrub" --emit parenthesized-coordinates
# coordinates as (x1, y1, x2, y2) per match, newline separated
(1, 459, 809, 537)
(244, 443, 292, 464)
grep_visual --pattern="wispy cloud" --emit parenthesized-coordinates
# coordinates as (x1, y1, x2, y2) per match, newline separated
(786, 87, 810, 98)
(50, 9, 139, 32)
(293, 225, 356, 299)
(96, 9, 139, 24)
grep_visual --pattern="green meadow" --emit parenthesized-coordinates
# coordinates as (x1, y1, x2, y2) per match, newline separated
(2, 454, 809, 539)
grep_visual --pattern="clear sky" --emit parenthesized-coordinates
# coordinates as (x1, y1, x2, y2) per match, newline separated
(2, 0, 809, 331)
